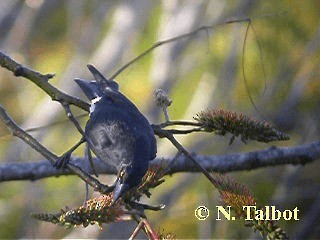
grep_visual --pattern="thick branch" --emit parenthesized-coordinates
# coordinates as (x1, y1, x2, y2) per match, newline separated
(0, 51, 89, 111)
(1, 140, 319, 182)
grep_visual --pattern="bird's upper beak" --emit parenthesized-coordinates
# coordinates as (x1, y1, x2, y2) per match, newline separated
(74, 78, 100, 100)
(87, 64, 119, 92)
(112, 181, 129, 203)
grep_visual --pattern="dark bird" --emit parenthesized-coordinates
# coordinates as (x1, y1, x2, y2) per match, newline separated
(75, 65, 157, 202)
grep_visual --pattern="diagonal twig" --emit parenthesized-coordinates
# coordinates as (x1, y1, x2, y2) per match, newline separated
(0, 51, 89, 111)
(153, 125, 219, 186)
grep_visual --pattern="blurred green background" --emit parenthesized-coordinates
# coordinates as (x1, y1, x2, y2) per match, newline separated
(0, 0, 319, 239)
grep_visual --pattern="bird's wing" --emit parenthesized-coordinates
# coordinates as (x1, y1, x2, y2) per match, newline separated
(149, 130, 157, 160)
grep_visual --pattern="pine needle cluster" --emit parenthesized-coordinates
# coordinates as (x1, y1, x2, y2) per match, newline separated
(194, 109, 289, 143)
(212, 175, 288, 240)
(32, 194, 122, 228)
(32, 165, 167, 228)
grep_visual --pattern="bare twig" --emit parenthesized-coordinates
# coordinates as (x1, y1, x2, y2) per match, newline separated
(0, 51, 89, 111)
(153, 126, 219, 186)
(61, 103, 86, 136)
(157, 120, 201, 128)
(85, 142, 98, 177)
(109, 17, 251, 79)
(241, 20, 267, 119)
(163, 127, 203, 135)
(129, 220, 145, 240)
(129, 217, 159, 240)
(153, 120, 204, 134)
(0, 104, 57, 163)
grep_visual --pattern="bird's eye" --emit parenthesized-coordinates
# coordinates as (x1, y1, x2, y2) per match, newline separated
(119, 168, 127, 183)
(119, 169, 125, 178)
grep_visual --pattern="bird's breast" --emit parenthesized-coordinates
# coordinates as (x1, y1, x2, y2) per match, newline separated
(86, 120, 135, 169)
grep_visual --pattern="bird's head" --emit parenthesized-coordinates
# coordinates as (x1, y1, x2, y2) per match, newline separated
(112, 164, 145, 203)
(112, 165, 132, 203)
(74, 64, 119, 101)
(113, 181, 130, 203)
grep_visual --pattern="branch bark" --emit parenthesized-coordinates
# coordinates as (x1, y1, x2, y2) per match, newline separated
(0, 51, 89, 111)
(1, 140, 319, 182)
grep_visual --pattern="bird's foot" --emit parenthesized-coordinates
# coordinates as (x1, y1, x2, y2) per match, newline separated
(54, 151, 72, 169)
(54, 138, 85, 169)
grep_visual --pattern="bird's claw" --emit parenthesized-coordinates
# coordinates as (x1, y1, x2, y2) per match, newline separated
(54, 151, 72, 169)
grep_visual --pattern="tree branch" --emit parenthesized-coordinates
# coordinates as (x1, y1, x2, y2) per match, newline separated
(0, 51, 89, 111)
(1, 140, 319, 182)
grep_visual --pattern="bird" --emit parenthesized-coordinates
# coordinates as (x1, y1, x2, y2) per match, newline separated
(74, 65, 157, 202)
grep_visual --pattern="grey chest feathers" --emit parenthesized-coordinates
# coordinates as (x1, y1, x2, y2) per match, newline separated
(86, 120, 135, 169)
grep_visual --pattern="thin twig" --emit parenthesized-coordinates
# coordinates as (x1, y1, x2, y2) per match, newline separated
(0, 105, 57, 163)
(141, 219, 159, 240)
(61, 104, 98, 176)
(129, 217, 159, 240)
(86, 142, 98, 177)
(156, 120, 202, 128)
(152, 122, 219, 186)
(156, 127, 218, 186)
(241, 20, 267, 120)
(61, 103, 86, 136)
(129, 220, 144, 240)
(109, 18, 251, 79)
(164, 127, 203, 135)
(162, 106, 170, 123)
(0, 113, 87, 138)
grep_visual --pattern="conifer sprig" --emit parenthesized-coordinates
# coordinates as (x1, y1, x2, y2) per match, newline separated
(32, 194, 122, 228)
(212, 175, 288, 239)
(194, 109, 289, 143)
(32, 165, 167, 228)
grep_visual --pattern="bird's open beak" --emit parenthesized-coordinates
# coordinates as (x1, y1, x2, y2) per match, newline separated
(74, 78, 99, 100)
